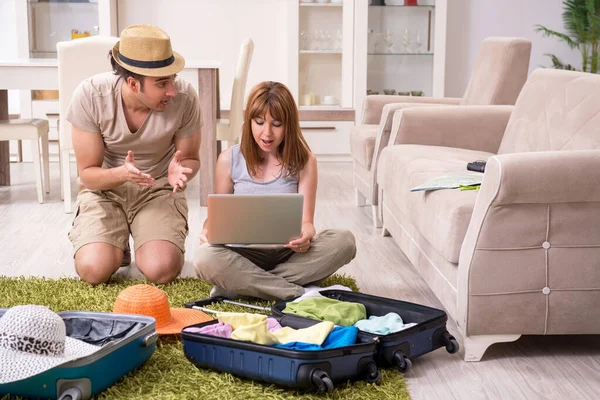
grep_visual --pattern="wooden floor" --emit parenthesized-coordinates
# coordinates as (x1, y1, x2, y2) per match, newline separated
(1, 161, 599, 400)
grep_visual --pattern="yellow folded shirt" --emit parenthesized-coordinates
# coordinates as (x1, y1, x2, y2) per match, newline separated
(270, 321, 334, 345)
(217, 312, 334, 346)
(218, 312, 273, 345)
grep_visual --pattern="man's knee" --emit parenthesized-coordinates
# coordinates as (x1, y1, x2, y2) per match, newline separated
(137, 251, 183, 285)
(134, 240, 183, 284)
(75, 246, 121, 285)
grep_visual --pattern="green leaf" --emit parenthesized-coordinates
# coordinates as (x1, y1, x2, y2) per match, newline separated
(536, 0, 600, 73)
(535, 25, 578, 48)
(543, 53, 579, 70)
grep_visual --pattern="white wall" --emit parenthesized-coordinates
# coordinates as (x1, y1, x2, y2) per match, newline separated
(445, 0, 581, 97)
(3, 0, 584, 109)
(117, 0, 292, 110)
(0, 0, 20, 113)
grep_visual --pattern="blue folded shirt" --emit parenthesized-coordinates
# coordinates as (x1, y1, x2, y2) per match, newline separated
(274, 326, 358, 351)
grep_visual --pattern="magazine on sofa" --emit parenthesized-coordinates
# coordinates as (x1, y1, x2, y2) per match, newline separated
(410, 173, 484, 192)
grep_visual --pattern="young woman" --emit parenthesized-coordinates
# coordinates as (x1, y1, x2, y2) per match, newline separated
(193, 81, 356, 300)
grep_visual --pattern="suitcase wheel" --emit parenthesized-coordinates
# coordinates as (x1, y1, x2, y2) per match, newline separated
(311, 369, 334, 394)
(442, 331, 460, 354)
(365, 361, 382, 385)
(58, 387, 83, 400)
(393, 350, 412, 373)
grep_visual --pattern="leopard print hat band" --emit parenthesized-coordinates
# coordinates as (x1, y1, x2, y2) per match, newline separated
(0, 332, 65, 356)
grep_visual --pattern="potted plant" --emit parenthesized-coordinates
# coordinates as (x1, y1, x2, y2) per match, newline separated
(535, 0, 600, 73)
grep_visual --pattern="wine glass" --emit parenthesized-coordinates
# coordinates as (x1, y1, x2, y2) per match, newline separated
(300, 30, 308, 50)
(401, 29, 412, 53)
(335, 29, 343, 51)
(383, 29, 394, 53)
(414, 30, 424, 53)
(373, 30, 383, 54)
(323, 30, 332, 50)
(367, 28, 375, 53)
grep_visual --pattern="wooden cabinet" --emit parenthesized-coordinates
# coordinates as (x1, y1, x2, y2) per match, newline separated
(287, 0, 356, 160)
(289, 0, 446, 160)
(354, 0, 447, 124)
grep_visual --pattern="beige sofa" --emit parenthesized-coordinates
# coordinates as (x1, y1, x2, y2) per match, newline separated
(376, 69, 600, 361)
(350, 37, 532, 227)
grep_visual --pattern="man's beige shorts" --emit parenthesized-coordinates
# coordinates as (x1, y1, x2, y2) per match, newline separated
(69, 177, 189, 255)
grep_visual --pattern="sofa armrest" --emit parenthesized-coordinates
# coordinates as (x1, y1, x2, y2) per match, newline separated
(389, 105, 513, 153)
(457, 149, 600, 336)
(373, 102, 455, 166)
(487, 150, 600, 204)
(361, 95, 462, 124)
(364, 102, 456, 204)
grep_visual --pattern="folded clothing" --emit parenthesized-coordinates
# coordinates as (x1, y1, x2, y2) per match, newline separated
(217, 312, 334, 346)
(353, 312, 417, 335)
(274, 326, 359, 351)
(283, 297, 366, 326)
(183, 322, 233, 338)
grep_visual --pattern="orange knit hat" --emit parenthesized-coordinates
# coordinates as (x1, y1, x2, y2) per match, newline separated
(113, 284, 211, 335)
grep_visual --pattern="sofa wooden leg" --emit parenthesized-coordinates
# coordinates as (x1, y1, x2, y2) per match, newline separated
(355, 189, 367, 206)
(381, 225, 390, 237)
(372, 205, 382, 228)
(464, 334, 521, 362)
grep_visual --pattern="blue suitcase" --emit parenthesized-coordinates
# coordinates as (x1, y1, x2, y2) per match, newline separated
(271, 290, 459, 372)
(181, 298, 382, 394)
(0, 309, 158, 400)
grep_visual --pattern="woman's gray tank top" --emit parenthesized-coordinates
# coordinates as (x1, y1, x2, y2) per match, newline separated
(230, 144, 299, 194)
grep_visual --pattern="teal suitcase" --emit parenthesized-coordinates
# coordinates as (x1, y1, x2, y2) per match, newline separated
(0, 309, 158, 400)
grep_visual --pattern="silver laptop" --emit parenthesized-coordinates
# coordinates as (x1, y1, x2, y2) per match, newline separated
(207, 194, 304, 245)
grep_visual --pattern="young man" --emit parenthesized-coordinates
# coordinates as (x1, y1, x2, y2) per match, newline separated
(67, 24, 202, 285)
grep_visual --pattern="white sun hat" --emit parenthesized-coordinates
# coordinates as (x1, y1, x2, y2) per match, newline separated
(0, 305, 101, 384)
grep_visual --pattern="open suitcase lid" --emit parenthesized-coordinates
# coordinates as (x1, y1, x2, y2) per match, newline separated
(271, 289, 448, 332)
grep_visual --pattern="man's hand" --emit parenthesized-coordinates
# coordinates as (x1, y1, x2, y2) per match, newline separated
(168, 150, 194, 193)
(120, 151, 155, 187)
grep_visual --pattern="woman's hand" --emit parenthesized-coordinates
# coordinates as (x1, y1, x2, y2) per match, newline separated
(285, 223, 316, 253)
(199, 227, 209, 244)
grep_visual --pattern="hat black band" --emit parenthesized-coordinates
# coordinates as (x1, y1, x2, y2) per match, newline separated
(0, 332, 64, 356)
(118, 52, 175, 69)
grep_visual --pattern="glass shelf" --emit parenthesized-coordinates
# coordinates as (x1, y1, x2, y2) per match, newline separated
(369, 4, 434, 7)
(367, 0, 436, 99)
(368, 52, 433, 55)
(299, 105, 343, 110)
(300, 3, 344, 7)
(300, 50, 343, 54)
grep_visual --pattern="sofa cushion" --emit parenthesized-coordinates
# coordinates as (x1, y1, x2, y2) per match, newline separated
(377, 144, 495, 263)
(498, 69, 600, 154)
(350, 124, 378, 169)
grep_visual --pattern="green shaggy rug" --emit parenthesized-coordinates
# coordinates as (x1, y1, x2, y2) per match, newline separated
(0, 276, 410, 400)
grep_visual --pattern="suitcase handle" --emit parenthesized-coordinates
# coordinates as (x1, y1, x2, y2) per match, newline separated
(143, 332, 159, 347)
(184, 297, 271, 313)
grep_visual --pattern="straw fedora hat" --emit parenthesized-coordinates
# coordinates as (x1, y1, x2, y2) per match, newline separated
(113, 284, 211, 335)
(112, 24, 185, 77)
(0, 305, 101, 384)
